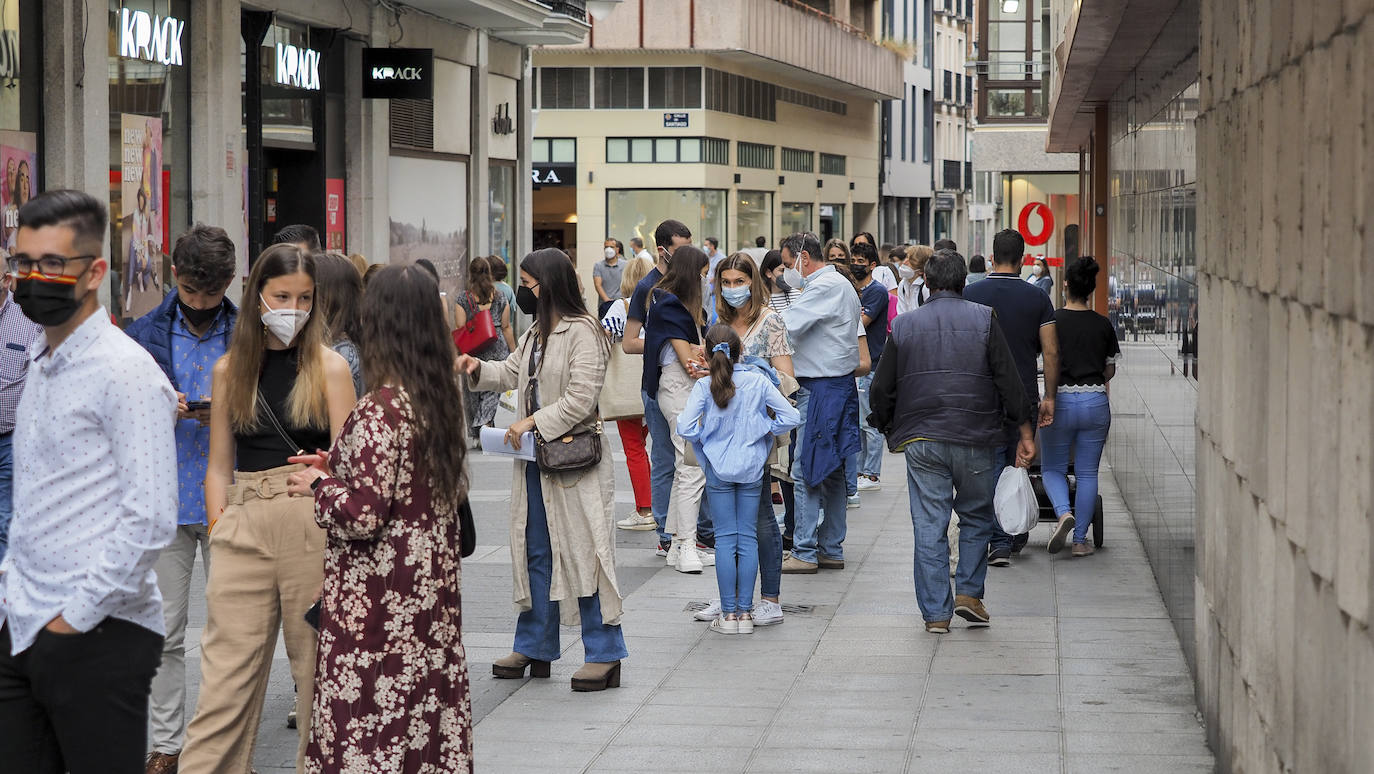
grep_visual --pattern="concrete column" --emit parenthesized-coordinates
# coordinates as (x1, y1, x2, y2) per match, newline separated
(42, 1, 107, 203)
(188, 0, 246, 298)
(515, 47, 533, 269)
(1091, 105, 1109, 313)
(470, 30, 492, 269)
(345, 9, 389, 265)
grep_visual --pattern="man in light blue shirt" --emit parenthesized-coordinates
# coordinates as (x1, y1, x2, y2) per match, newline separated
(779, 232, 863, 573)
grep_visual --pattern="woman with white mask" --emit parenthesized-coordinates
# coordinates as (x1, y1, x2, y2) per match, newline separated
(895, 244, 934, 314)
(181, 244, 356, 773)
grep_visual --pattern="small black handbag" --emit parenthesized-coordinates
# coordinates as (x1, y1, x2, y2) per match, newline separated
(526, 340, 603, 473)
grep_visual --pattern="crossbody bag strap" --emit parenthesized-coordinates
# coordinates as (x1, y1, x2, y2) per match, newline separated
(256, 389, 305, 455)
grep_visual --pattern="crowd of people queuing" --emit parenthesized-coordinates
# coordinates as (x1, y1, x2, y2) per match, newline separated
(0, 187, 1114, 774)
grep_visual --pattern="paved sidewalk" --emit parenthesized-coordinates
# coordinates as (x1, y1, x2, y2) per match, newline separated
(175, 428, 1214, 772)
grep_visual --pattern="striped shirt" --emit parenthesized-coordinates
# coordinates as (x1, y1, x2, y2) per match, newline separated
(0, 295, 42, 435)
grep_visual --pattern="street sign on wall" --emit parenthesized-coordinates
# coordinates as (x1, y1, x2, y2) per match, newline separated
(663, 112, 689, 128)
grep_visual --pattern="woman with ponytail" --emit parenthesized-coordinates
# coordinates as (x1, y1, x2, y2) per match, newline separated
(677, 324, 800, 635)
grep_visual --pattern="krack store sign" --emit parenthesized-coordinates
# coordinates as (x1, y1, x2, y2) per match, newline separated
(276, 43, 322, 90)
(118, 8, 185, 66)
(362, 48, 434, 99)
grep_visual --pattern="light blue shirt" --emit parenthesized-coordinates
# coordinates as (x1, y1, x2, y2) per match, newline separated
(171, 305, 231, 525)
(676, 365, 801, 484)
(780, 265, 862, 378)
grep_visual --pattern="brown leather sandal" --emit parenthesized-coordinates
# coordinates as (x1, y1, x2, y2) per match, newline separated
(570, 660, 621, 691)
(491, 652, 552, 679)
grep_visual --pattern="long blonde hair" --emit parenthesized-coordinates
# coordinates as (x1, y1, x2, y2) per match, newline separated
(222, 245, 332, 433)
(619, 255, 654, 299)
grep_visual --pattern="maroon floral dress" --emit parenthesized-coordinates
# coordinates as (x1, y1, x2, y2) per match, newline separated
(306, 387, 472, 774)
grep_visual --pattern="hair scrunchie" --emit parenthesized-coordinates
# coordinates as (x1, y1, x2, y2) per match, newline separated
(711, 342, 732, 355)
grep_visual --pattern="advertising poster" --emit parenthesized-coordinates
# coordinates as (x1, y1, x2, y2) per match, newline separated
(119, 114, 164, 320)
(388, 155, 467, 299)
(325, 178, 345, 251)
(0, 130, 37, 259)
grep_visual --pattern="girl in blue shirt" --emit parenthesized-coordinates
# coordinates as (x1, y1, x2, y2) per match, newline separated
(678, 324, 801, 634)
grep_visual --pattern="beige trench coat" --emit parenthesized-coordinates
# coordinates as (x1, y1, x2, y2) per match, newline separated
(473, 316, 623, 626)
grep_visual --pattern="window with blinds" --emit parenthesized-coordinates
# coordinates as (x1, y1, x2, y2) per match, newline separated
(389, 99, 434, 150)
(538, 67, 590, 109)
(781, 147, 814, 173)
(594, 67, 645, 109)
(737, 142, 774, 170)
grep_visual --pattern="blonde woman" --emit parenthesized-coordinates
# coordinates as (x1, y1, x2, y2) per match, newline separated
(897, 244, 934, 313)
(602, 256, 659, 533)
(180, 245, 356, 774)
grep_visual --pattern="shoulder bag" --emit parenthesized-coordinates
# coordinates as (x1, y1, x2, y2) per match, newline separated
(453, 292, 498, 354)
(526, 337, 603, 473)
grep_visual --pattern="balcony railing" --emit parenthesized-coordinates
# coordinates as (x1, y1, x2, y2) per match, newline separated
(544, 0, 586, 21)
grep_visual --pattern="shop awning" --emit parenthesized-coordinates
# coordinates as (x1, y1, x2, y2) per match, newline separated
(1045, 0, 1198, 153)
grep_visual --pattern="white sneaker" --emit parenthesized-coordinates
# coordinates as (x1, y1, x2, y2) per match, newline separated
(616, 512, 657, 531)
(737, 613, 754, 634)
(697, 548, 715, 567)
(857, 476, 881, 491)
(710, 615, 739, 635)
(676, 545, 704, 574)
(664, 541, 681, 568)
(655, 541, 670, 558)
(847, 495, 861, 509)
(694, 599, 722, 621)
(752, 600, 784, 626)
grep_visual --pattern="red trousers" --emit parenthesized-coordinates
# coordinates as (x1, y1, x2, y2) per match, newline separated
(616, 418, 652, 510)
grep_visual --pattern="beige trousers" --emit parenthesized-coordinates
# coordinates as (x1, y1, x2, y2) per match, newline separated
(657, 360, 705, 542)
(179, 465, 324, 774)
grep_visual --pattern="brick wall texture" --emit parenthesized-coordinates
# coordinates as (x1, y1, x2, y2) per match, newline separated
(1196, 0, 1374, 771)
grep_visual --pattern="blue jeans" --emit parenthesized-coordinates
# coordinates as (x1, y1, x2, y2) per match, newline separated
(904, 440, 997, 622)
(702, 460, 763, 614)
(790, 386, 849, 564)
(514, 463, 628, 663)
(845, 454, 858, 497)
(641, 389, 674, 545)
(855, 372, 885, 478)
(0, 433, 13, 565)
(1040, 391, 1111, 544)
(757, 479, 782, 599)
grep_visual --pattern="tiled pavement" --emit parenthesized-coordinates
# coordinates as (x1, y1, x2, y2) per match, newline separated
(176, 411, 1215, 773)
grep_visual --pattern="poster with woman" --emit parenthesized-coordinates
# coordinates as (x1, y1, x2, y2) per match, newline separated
(0, 131, 37, 260)
(120, 114, 164, 320)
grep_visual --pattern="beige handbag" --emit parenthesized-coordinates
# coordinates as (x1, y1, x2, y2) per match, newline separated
(599, 345, 645, 421)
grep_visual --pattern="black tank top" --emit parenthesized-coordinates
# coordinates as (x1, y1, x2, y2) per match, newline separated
(234, 347, 332, 472)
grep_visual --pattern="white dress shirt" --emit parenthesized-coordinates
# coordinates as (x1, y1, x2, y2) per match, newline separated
(0, 309, 177, 654)
(780, 265, 862, 379)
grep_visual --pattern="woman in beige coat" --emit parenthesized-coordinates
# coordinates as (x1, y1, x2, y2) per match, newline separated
(457, 247, 626, 692)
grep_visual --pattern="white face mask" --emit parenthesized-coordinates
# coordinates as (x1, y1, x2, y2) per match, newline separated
(898, 264, 917, 281)
(1031, 265, 1044, 276)
(260, 294, 310, 347)
(604, 247, 617, 260)
(782, 267, 803, 290)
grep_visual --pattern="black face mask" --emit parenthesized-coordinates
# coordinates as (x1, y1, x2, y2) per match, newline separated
(850, 265, 870, 281)
(13, 275, 85, 327)
(177, 297, 221, 328)
(516, 285, 538, 316)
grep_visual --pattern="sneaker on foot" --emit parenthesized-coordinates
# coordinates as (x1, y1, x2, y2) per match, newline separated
(1072, 542, 1095, 557)
(987, 548, 1012, 567)
(694, 599, 722, 621)
(857, 475, 881, 491)
(695, 543, 716, 566)
(780, 556, 819, 574)
(616, 512, 656, 531)
(664, 541, 681, 567)
(676, 545, 705, 573)
(753, 600, 784, 626)
(846, 495, 861, 509)
(655, 540, 670, 558)
(1047, 515, 1076, 554)
(954, 594, 991, 627)
(925, 620, 950, 634)
(737, 613, 754, 634)
(710, 615, 739, 635)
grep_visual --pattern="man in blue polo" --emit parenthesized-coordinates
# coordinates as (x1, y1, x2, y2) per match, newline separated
(779, 231, 862, 574)
(125, 223, 239, 772)
(964, 228, 1061, 565)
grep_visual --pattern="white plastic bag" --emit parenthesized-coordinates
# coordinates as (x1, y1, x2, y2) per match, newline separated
(994, 466, 1038, 535)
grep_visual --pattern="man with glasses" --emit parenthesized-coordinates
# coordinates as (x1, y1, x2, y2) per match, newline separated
(125, 224, 238, 774)
(0, 190, 178, 773)
(0, 260, 41, 566)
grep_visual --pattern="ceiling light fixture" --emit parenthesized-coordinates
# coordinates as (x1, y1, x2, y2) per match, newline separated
(585, 0, 623, 21)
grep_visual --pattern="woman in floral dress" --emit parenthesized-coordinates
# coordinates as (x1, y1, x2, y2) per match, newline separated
(288, 264, 473, 773)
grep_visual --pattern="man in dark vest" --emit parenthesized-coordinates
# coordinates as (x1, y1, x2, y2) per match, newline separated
(867, 249, 1035, 634)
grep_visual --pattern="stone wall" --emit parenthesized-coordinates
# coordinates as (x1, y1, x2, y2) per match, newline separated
(1195, 0, 1374, 771)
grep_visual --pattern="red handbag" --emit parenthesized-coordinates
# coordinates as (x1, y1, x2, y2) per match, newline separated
(453, 292, 498, 354)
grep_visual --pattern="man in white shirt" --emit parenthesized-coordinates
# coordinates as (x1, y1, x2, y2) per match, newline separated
(630, 236, 653, 262)
(0, 190, 178, 773)
(741, 235, 769, 263)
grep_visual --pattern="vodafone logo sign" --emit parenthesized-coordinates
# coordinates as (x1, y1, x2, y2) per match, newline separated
(1017, 202, 1055, 247)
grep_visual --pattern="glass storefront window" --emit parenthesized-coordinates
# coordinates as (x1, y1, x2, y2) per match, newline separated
(489, 162, 515, 269)
(606, 189, 726, 255)
(0, 1, 41, 260)
(109, 0, 191, 322)
(735, 190, 772, 251)
(258, 21, 317, 148)
(780, 202, 812, 236)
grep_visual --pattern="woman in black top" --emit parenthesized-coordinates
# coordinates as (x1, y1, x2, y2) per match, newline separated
(182, 245, 355, 772)
(1040, 257, 1120, 557)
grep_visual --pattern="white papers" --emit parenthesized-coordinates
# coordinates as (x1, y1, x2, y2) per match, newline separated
(480, 426, 536, 462)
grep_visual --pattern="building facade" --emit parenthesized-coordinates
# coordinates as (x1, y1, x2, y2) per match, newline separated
(968, 0, 1078, 272)
(930, 0, 972, 247)
(1047, 0, 1374, 770)
(531, 0, 903, 278)
(2, 0, 588, 309)
(877, 0, 934, 246)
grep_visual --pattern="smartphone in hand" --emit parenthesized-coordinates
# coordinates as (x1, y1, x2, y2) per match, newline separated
(186, 400, 211, 411)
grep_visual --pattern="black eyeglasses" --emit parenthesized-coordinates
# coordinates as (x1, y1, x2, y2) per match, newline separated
(7, 254, 97, 280)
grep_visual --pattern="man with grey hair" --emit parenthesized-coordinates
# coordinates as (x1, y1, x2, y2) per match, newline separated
(126, 223, 240, 772)
(868, 249, 1035, 633)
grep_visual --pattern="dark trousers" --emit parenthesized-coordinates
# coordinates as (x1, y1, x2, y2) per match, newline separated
(0, 618, 162, 773)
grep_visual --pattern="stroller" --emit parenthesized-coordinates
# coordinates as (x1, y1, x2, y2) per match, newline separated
(1028, 461, 1105, 548)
